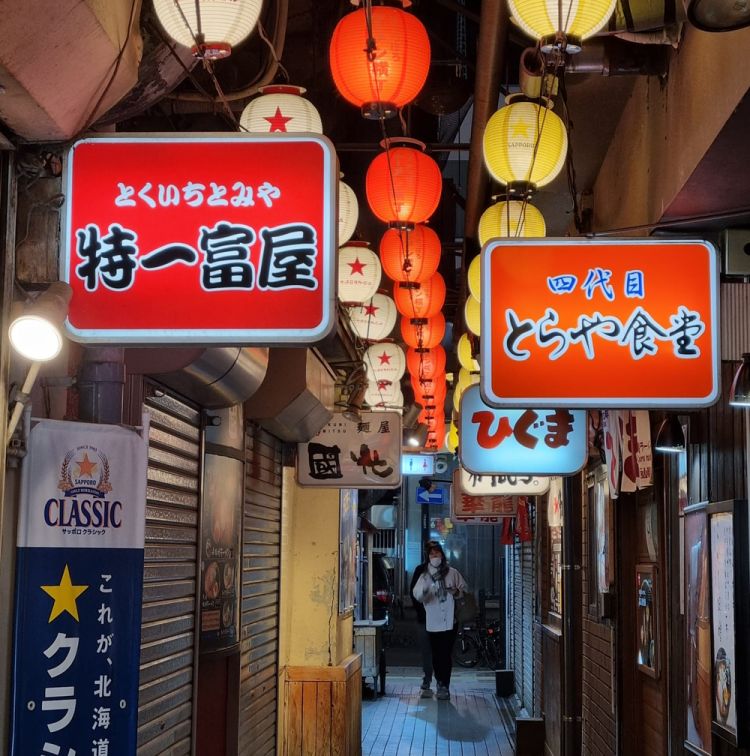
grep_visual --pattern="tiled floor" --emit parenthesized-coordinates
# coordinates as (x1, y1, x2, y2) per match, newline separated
(361, 668, 515, 755)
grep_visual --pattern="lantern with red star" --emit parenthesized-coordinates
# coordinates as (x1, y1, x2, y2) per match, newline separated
(393, 272, 446, 319)
(329, 6, 431, 119)
(346, 293, 397, 341)
(364, 342, 406, 385)
(338, 242, 381, 304)
(365, 380, 403, 409)
(366, 139, 442, 228)
(240, 85, 323, 133)
(400, 313, 445, 349)
(380, 224, 441, 284)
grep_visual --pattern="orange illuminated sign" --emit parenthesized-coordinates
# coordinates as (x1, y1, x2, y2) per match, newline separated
(480, 238, 720, 408)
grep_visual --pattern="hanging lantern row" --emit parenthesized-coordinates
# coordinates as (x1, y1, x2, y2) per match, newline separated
(401, 313, 445, 350)
(380, 224, 441, 284)
(240, 84, 322, 133)
(154, 0, 264, 59)
(329, 6, 431, 119)
(406, 346, 446, 382)
(394, 273, 446, 320)
(365, 342, 406, 385)
(478, 199, 546, 247)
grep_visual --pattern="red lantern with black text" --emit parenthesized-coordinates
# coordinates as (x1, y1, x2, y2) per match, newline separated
(329, 7, 431, 119)
(407, 346, 446, 381)
(394, 273, 445, 319)
(366, 140, 442, 228)
(380, 224, 441, 284)
(400, 313, 445, 349)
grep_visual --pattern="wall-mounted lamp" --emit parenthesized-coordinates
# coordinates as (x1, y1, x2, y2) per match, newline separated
(654, 414, 686, 454)
(729, 353, 750, 408)
(6, 282, 72, 446)
(406, 423, 429, 448)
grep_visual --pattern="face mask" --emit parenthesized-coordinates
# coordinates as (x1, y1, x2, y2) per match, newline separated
(429, 557, 442, 568)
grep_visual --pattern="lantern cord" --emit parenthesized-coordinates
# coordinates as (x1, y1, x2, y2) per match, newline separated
(202, 60, 242, 128)
(256, 20, 290, 82)
(193, 0, 203, 38)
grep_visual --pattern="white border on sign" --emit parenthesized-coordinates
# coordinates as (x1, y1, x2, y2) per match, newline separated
(479, 237, 721, 409)
(61, 133, 337, 345)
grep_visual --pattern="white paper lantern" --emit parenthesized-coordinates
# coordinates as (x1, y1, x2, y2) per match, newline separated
(346, 293, 397, 341)
(366, 382, 404, 411)
(153, 0, 264, 59)
(240, 85, 323, 134)
(365, 342, 406, 385)
(338, 242, 382, 304)
(338, 179, 359, 245)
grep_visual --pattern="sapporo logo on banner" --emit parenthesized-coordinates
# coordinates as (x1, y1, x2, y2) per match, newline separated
(45, 444, 123, 531)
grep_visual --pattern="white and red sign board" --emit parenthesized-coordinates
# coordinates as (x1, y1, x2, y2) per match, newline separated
(62, 135, 337, 344)
(480, 238, 720, 408)
(451, 470, 521, 523)
(458, 467, 551, 496)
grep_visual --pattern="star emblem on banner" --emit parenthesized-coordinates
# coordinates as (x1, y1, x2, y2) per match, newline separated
(264, 106, 292, 132)
(41, 564, 89, 622)
(378, 352, 392, 365)
(348, 257, 365, 275)
(76, 452, 97, 477)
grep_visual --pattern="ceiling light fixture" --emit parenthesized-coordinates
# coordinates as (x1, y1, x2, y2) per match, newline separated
(729, 353, 750, 407)
(407, 423, 429, 448)
(654, 415, 686, 454)
(9, 281, 72, 363)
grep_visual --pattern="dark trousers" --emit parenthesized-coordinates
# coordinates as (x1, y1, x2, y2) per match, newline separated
(428, 625, 458, 688)
(419, 624, 432, 683)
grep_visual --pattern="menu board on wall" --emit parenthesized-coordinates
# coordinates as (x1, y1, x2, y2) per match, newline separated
(710, 512, 737, 737)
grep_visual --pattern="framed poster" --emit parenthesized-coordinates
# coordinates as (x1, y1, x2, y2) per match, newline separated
(636, 563, 659, 678)
(339, 489, 358, 615)
(706, 499, 750, 747)
(684, 503, 713, 755)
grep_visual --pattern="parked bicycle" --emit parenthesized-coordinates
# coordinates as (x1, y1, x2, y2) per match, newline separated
(453, 619, 503, 669)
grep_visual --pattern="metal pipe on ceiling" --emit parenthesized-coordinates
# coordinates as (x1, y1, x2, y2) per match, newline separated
(463, 0, 509, 248)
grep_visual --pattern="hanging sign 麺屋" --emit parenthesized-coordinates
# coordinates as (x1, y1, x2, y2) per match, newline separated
(480, 238, 720, 408)
(62, 135, 337, 345)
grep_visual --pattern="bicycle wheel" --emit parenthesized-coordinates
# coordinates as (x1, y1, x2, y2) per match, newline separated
(453, 632, 480, 667)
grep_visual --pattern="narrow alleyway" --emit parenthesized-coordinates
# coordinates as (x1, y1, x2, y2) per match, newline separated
(361, 669, 515, 755)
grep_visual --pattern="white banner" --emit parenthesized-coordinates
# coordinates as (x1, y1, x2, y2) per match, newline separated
(18, 419, 148, 549)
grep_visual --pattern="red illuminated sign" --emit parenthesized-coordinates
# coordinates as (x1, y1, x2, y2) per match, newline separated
(62, 135, 337, 344)
(481, 238, 720, 408)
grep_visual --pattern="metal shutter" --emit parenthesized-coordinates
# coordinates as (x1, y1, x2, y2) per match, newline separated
(239, 422, 283, 755)
(137, 384, 201, 755)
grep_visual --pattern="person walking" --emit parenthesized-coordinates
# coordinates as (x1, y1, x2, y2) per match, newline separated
(412, 540, 467, 700)
(409, 556, 434, 697)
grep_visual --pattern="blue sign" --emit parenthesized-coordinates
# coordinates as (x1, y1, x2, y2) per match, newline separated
(416, 486, 448, 505)
(10, 420, 147, 756)
(459, 385, 587, 476)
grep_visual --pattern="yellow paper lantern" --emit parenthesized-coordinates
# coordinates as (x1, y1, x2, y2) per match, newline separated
(478, 200, 546, 246)
(468, 256, 481, 303)
(464, 295, 481, 336)
(446, 422, 459, 454)
(457, 333, 480, 372)
(508, 0, 617, 49)
(483, 98, 568, 192)
(453, 368, 480, 412)
(154, 0, 264, 59)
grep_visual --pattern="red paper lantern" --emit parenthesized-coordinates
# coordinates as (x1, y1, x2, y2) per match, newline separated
(407, 346, 446, 381)
(393, 273, 446, 319)
(380, 224, 441, 284)
(329, 7, 431, 119)
(366, 139, 442, 228)
(400, 313, 446, 349)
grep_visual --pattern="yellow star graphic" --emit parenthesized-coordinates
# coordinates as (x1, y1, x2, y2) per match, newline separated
(511, 121, 531, 139)
(41, 564, 89, 622)
(76, 452, 97, 477)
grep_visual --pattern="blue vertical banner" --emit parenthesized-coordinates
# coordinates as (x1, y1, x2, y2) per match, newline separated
(10, 419, 148, 756)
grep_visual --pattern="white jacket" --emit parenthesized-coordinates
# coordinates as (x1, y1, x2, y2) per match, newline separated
(412, 565, 467, 632)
